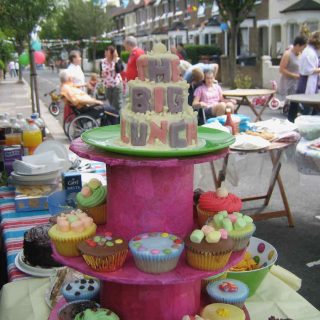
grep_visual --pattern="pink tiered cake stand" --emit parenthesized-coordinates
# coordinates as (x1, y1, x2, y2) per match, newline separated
(51, 138, 246, 320)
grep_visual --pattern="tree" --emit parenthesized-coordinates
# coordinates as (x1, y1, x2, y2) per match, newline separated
(0, 30, 15, 65)
(216, 0, 256, 86)
(56, 0, 114, 71)
(0, 0, 56, 113)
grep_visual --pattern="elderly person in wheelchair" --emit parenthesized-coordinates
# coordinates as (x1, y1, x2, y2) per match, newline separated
(60, 70, 119, 125)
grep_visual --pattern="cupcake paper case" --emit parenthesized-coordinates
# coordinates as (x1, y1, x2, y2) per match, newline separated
(49, 210, 97, 257)
(197, 187, 242, 227)
(129, 232, 184, 274)
(77, 178, 107, 225)
(78, 233, 128, 272)
(206, 279, 249, 308)
(207, 211, 256, 251)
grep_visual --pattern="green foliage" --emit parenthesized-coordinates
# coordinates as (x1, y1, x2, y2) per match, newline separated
(121, 51, 130, 63)
(0, 59, 5, 70)
(56, 0, 114, 40)
(184, 45, 222, 64)
(87, 40, 112, 61)
(234, 74, 253, 89)
(0, 31, 14, 64)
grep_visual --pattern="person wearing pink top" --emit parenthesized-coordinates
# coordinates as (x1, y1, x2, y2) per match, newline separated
(192, 70, 234, 118)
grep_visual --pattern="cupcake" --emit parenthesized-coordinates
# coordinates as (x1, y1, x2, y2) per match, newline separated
(206, 279, 249, 308)
(48, 210, 97, 257)
(58, 300, 100, 320)
(197, 187, 242, 227)
(62, 278, 100, 302)
(78, 233, 128, 272)
(76, 178, 107, 225)
(201, 271, 227, 291)
(74, 308, 119, 320)
(185, 226, 234, 271)
(201, 303, 245, 320)
(129, 232, 184, 274)
(207, 212, 255, 251)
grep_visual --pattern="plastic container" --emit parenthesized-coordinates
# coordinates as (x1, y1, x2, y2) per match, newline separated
(294, 115, 320, 140)
(31, 113, 46, 138)
(0, 114, 10, 145)
(227, 236, 278, 296)
(16, 113, 28, 130)
(48, 190, 76, 215)
(6, 117, 22, 145)
(22, 119, 42, 155)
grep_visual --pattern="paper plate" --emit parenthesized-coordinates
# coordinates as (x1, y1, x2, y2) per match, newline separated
(81, 125, 235, 158)
(230, 134, 271, 151)
(15, 251, 65, 278)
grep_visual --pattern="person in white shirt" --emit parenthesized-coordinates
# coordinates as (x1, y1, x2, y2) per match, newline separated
(15, 61, 19, 76)
(67, 50, 86, 91)
(288, 31, 320, 122)
(8, 61, 16, 78)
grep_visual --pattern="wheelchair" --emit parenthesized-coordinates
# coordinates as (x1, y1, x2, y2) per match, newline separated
(62, 100, 119, 141)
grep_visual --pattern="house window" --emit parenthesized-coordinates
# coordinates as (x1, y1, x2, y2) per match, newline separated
(163, 0, 169, 14)
(240, 28, 249, 55)
(306, 21, 318, 32)
(204, 34, 217, 45)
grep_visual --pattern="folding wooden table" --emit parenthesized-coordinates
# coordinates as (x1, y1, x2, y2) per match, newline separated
(223, 89, 276, 122)
(210, 141, 295, 227)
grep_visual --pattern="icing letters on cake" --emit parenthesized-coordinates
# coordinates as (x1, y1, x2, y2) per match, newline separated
(120, 43, 198, 149)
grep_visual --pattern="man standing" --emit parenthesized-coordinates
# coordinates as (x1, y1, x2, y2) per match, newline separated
(67, 50, 86, 90)
(15, 61, 19, 77)
(123, 36, 145, 81)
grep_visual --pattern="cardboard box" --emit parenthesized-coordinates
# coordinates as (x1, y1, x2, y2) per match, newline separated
(15, 195, 49, 212)
(61, 172, 82, 195)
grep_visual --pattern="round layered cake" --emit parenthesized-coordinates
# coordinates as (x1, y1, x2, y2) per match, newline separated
(23, 223, 62, 268)
(129, 232, 184, 274)
(77, 233, 128, 272)
(119, 43, 198, 150)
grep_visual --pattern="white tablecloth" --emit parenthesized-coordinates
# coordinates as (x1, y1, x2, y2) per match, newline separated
(296, 138, 320, 175)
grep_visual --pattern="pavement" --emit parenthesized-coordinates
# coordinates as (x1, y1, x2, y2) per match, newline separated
(0, 70, 320, 310)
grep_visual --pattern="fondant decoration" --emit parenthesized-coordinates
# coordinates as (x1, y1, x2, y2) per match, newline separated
(169, 121, 187, 148)
(167, 87, 183, 113)
(132, 87, 152, 113)
(131, 122, 148, 146)
(149, 58, 171, 83)
(148, 121, 168, 144)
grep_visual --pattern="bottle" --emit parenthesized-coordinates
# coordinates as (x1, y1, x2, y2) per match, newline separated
(22, 119, 42, 155)
(16, 113, 28, 130)
(0, 114, 10, 145)
(31, 113, 46, 139)
(224, 108, 236, 135)
(6, 117, 22, 146)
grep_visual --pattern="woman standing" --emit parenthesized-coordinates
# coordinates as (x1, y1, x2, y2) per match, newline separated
(288, 32, 320, 122)
(101, 46, 124, 112)
(278, 36, 307, 99)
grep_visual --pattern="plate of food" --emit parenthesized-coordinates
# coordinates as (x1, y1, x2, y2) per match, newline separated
(15, 251, 66, 278)
(230, 134, 271, 151)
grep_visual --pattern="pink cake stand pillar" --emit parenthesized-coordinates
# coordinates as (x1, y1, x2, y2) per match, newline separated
(106, 164, 194, 239)
(101, 280, 201, 320)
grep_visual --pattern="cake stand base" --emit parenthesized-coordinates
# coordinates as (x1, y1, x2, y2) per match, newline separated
(100, 280, 201, 320)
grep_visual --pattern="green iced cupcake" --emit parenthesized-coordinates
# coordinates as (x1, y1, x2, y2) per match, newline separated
(76, 179, 107, 225)
(74, 308, 119, 320)
(207, 211, 256, 251)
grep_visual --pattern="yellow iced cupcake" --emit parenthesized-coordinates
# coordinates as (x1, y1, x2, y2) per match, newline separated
(201, 303, 245, 320)
(49, 209, 97, 257)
